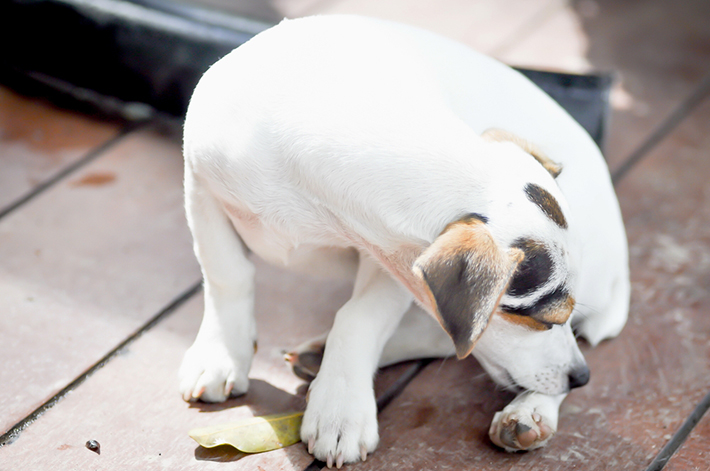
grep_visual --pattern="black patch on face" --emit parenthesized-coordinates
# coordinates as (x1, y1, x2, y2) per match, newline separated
(500, 285, 569, 318)
(524, 183, 567, 229)
(507, 238, 553, 297)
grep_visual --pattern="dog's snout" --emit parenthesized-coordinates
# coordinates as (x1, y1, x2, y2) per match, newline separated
(568, 365, 590, 389)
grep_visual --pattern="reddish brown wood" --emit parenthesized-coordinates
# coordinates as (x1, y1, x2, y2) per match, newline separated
(0, 86, 119, 210)
(0, 128, 201, 433)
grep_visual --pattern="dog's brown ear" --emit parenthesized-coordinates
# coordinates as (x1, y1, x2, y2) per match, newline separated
(413, 217, 523, 359)
(482, 128, 563, 178)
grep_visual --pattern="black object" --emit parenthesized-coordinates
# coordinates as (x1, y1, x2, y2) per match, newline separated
(85, 439, 101, 454)
(516, 69, 612, 150)
(0, 0, 611, 149)
(0, 0, 266, 117)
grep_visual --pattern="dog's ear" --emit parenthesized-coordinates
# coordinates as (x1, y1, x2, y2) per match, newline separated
(413, 217, 523, 359)
(482, 128, 563, 178)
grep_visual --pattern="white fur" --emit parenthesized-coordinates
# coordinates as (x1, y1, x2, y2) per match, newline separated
(180, 15, 629, 465)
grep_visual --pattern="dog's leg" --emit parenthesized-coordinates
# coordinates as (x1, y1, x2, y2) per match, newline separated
(286, 304, 454, 381)
(179, 170, 256, 403)
(574, 273, 630, 346)
(489, 391, 567, 452)
(301, 255, 413, 467)
(378, 305, 456, 366)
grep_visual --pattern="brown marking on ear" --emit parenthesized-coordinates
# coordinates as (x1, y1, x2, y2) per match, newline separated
(482, 128, 563, 178)
(524, 183, 568, 229)
(413, 219, 523, 359)
(498, 311, 551, 331)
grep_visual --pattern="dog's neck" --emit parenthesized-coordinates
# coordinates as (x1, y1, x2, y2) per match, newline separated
(358, 240, 436, 314)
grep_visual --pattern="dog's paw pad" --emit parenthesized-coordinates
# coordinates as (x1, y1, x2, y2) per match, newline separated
(284, 337, 326, 381)
(489, 409, 555, 452)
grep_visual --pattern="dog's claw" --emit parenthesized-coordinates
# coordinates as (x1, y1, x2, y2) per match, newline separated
(326, 452, 333, 468)
(192, 385, 206, 400)
(360, 444, 368, 462)
(497, 420, 519, 449)
(285, 336, 327, 381)
(336, 452, 344, 469)
(308, 437, 315, 454)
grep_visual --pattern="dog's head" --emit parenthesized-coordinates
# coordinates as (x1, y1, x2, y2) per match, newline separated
(412, 129, 588, 395)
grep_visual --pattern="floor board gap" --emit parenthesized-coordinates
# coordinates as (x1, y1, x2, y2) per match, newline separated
(0, 280, 202, 447)
(645, 388, 710, 471)
(301, 358, 433, 470)
(0, 120, 147, 222)
(612, 74, 710, 185)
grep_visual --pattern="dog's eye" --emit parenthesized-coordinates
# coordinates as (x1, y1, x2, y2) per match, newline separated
(500, 286, 574, 328)
(507, 238, 553, 297)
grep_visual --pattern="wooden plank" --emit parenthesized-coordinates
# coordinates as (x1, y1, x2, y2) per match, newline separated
(0, 294, 315, 471)
(0, 255, 416, 469)
(0, 127, 201, 434)
(663, 410, 710, 471)
(497, 0, 710, 168)
(0, 85, 119, 211)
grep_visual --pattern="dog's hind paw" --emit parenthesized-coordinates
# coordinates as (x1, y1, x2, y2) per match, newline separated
(178, 340, 252, 403)
(489, 405, 556, 452)
(284, 334, 327, 381)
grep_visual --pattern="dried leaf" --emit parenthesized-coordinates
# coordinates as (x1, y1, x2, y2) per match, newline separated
(189, 412, 304, 453)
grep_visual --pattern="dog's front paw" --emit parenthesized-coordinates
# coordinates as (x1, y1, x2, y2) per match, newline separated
(489, 403, 555, 452)
(178, 339, 252, 403)
(301, 375, 378, 468)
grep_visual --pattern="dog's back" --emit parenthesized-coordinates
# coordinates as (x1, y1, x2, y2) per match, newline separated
(184, 15, 628, 341)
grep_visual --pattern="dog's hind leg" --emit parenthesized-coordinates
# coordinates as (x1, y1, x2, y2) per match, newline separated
(301, 255, 414, 466)
(378, 305, 456, 366)
(178, 167, 257, 403)
(489, 390, 567, 451)
(284, 332, 328, 382)
(573, 272, 630, 347)
(285, 304, 454, 381)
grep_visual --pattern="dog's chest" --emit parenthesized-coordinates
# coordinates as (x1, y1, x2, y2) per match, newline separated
(221, 200, 351, 267)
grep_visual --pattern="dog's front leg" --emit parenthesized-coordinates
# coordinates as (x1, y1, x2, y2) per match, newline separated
(301, 255, 413, 467)
(179, 170, 256, 403)
(489, 390, 567, 452)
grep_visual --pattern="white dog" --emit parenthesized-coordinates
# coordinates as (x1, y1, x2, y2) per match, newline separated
(179, 15, 629, 467)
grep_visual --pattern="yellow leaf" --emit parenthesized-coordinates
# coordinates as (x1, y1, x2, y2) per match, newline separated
(188, 411, 304, 453)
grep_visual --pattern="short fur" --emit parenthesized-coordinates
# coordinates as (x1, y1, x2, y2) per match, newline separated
(180, 15, 630, 466)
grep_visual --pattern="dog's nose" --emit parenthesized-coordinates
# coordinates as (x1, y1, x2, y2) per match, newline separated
(568, 365, 590, 389)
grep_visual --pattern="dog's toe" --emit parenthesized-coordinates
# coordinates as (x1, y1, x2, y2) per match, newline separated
(513, 421, 538, 448)
(489, 408, 555, 452)
(285, 335, 327, 381)
(300, 374, 379, 465)
(178, 341, 251, 403)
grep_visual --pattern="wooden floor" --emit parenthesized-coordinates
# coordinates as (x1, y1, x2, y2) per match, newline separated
(2, 0, 710, 469)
